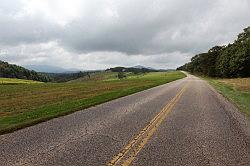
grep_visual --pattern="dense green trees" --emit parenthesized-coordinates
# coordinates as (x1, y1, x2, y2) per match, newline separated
(177, 27, 250, 77)
(0, 61, 51, 82)
(117, 72, 126, 79)
(47, 71, 94, 82)
(106, 66, 155, 74)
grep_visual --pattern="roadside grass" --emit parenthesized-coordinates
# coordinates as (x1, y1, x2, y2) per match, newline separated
(0, 78, 43, 85)
(206, 77, 250, 116)
(0, 71, 186, 134)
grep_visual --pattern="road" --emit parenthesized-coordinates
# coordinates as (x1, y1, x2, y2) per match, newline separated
(0, 74, 249, 166)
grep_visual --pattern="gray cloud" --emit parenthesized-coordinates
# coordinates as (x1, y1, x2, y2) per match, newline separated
(0, 0, 249, 69)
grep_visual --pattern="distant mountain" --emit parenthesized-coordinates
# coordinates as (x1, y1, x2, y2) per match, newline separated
(132, 65, 147, 69)
(24, 65, 79, 73)
(0, 61, 51, 82)
(132, 65, 155, 70)
(106, 66, 156, 73)
(132, 65, 171, 71)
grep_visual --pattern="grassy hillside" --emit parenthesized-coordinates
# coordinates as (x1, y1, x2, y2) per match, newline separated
(0, 71, 186, 134)
(0, 78, 43, 84)
(207, 78, 250, 116)
(68, 71, 153, 82)
(68, 71, 119, 82)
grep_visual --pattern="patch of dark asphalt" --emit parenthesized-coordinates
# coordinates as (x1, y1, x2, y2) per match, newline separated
(132, 76, 249, 166)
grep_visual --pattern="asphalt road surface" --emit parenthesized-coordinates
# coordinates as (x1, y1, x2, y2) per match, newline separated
(0, 74, 249, 166)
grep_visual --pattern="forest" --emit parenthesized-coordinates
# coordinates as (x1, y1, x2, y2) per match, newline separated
(177, 27, 250, 77)
(0, 61, 51, 82)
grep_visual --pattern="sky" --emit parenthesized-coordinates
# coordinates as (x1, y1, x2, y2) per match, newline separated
(0, 0, 249, 70)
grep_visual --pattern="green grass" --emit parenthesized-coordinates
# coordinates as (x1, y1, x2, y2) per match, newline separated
(0, 78, 43, 84)
(206, 77, 250, 116)
(0, 71, 186, 134)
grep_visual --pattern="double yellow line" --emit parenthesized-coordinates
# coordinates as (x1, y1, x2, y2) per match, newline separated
(107, 83, 188, 166)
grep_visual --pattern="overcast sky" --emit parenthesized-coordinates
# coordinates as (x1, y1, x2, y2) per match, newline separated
(0, 0, 249, 70)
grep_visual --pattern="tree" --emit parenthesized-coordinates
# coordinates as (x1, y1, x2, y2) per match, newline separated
(177, 26, 250, 78)
(118, 72, 126, 79)
(0, 60, 51, 82)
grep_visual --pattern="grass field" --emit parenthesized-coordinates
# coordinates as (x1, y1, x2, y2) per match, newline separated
(207, 78, 250, 116)
(0, 78, 43, 84)
(0, 71, 186, 134)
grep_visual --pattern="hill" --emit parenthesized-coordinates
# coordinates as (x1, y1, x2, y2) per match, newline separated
(132, 65, 155, 70)
(24, 65, 80, 73)
(177, 26, 250, 78)
(0, 61, 51, 82)
(106, 66, 156, 73)
(47, 71, 97, 83)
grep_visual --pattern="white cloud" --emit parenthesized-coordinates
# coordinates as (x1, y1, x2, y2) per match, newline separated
(20, 0, 83, 26)
(0, 0, 249, 70)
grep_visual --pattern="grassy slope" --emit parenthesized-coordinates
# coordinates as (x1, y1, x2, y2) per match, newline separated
(0, 78, 43, 84)
(68, 72, 119, 83)
(0, 71, 185, 134)
(206, 78, 250, 116)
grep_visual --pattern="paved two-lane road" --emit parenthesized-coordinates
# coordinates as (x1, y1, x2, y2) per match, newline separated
(0, 74, 249, 165)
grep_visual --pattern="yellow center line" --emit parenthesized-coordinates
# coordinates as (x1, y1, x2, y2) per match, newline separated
(107, 83, 188, 166)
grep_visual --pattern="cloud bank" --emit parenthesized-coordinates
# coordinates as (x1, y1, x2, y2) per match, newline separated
(0, 0, 249, 70)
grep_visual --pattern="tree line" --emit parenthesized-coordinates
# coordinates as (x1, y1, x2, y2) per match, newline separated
(47, 71, 93, 82)
(177, 27, 250, 77)
(0, 60, 51, 82)
(106, 66, 156, 74)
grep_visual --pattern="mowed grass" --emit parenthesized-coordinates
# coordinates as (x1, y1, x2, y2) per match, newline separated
(0, 71, 186, 134)
(0, 78, 43, 84)
(207, 77, 250, 116)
